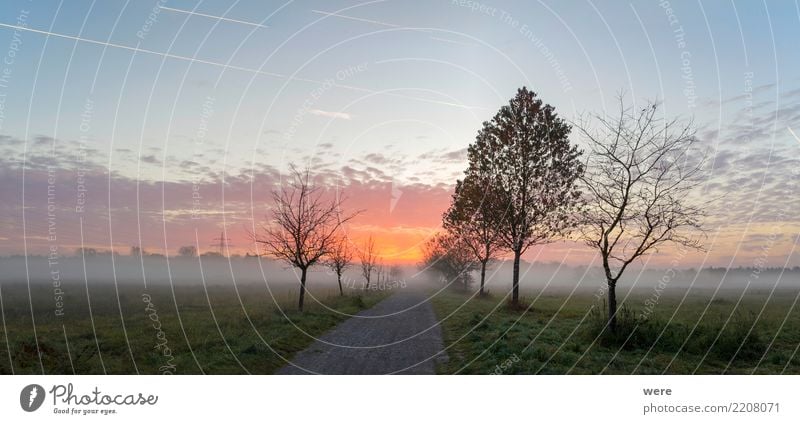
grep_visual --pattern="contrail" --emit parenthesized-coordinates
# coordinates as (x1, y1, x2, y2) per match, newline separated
(311, 9, 475, 46)
(0, 22, 484, 111)
(312, 9, 411, 29)
(159, 6, 268, 28)
(789, 127, 800, 143)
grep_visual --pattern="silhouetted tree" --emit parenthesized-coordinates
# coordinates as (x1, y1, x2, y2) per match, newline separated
(359, 235, 378, 290)
(75, 247, 97, 257)
(375, 262, 385, 289)
(178, 245, 197, 258)
(466, 87, 584, 305)
(326, 237, 353, 296)
(389, 265, 404, 282)
(444, 174, 503, 296)
(575, 98, 706, 332)
(421, 232, 476, 290)
(252, 165, 358, 311)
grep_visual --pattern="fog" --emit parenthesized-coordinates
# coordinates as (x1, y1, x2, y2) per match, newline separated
(3, 255, 799, 298)
(475, 261, 800, 297)
(0, 255, 344, 290)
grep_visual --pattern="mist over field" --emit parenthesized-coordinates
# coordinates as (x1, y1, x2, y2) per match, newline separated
(4, 255, 799, 297)
(0, 255, 302, 288)
(2, 0, 800, 388)
(477, 261, 800, 295)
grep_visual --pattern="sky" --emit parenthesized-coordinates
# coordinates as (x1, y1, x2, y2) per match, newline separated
(0, 0, 798, 267)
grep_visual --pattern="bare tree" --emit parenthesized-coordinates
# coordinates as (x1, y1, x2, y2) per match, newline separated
(575, 98, 706, 332)
(375, 262, 385, 288)
(420, 232, 476, 290)
(326, 236, 353, 296)
(252, 166, 359, 311)
(443, 174, 504, 296)
(466, 87, 584, 305)
(359, 235, 378, 290)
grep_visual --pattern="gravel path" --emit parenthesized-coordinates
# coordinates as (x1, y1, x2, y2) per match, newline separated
(276, 290, 447, 374)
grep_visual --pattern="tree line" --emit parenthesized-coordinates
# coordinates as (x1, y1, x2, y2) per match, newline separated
(253, 87, 706, 333)
(422, 88, 706, 332)
(249, 167, 402, 311)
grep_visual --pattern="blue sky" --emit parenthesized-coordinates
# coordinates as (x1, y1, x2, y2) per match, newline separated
(0, 0, 798, 265)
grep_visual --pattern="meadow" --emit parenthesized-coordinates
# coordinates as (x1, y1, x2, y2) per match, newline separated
(4, 259, 800, 375)
(432, 287, 800, 374)
(0, 282, 385, 374)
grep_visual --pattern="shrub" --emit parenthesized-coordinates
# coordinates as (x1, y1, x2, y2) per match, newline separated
(584, 300, 766, 362)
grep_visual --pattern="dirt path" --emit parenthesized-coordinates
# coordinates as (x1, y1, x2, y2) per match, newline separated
(276, 290, 447, 374)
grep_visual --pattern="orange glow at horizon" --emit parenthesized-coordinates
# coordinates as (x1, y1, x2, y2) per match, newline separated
(33, 217, 800, 269)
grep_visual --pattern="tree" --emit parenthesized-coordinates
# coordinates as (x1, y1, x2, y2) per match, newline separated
(359, 235, 378, 290)
(326, 237, 353, 296)
(389, 265, 404, 282)
(466, 87, 584, 305)
(443, 174, 503, 296)
(252, 165, 358, 311)
(375, 262, 385, 289)
(575, 98, 706, 332)
(75, 247, 97, 257)
(420, 232, 476, 290)
(178, 245, 197, 258)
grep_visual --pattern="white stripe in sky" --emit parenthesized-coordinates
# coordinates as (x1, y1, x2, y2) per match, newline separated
(311, 10, 473, 49)
(159, 6, 269, 29)
(312, 9, 413, 29)
(0, 22, 484, 110)
(789, 127, 800, 144)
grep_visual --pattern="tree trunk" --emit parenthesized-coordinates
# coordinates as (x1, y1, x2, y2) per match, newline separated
(298, 267, 307, 311)
(512, 250, 521, 305)
(479, 260, 487, 296)
(607, 280, 617, 333)
(337, 273, 343, 296)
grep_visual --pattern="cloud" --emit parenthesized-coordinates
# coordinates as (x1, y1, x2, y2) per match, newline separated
(0, 140, 454, 258)
(309, 109, 352, 120)
(140, 154, 160, 164)
(441, 147, 468, 162)
(2, 125, 798, 266)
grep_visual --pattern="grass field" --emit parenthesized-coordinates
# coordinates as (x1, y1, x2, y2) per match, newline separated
(4, 279, 800, 375)
(0, 283, 385, 374)
(432, 289, 800, 374)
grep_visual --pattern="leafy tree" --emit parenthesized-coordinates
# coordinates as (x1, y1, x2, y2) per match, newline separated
(575, 98, 706, 332)
(421, 232, 476, 290)
(444, 174, 503, 296)
(178, 245, 197, 258)
(466, 87, 584, 304)
(75, 247, 97, 257)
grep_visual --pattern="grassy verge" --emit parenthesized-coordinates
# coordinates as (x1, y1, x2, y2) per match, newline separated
(0, 283, 387, 374)
(431, 290, 800, 374)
